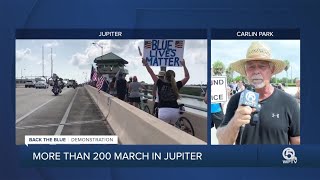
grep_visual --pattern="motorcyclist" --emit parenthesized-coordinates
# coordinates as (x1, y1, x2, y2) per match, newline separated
(52, 73, 62, 93)
(58, 78, 65, 90)
(72, 81, 77, 89)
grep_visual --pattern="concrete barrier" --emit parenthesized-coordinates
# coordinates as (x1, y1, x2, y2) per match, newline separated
(85, 85, 206, 145)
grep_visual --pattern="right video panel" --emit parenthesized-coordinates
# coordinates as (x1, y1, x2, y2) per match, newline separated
(211, 30, 300, 145)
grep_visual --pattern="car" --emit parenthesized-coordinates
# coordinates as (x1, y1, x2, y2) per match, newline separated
(63, 79, 68, 85)
(67, 80, 76, 88)
(35, 81, 49, 89)
(25, 80, 36, 88)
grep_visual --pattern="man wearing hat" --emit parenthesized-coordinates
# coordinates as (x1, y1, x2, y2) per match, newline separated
(152, 71, 166, 117)
(216, 41, 300, 145)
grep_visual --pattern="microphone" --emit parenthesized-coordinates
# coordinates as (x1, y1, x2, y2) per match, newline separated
(238, 85, 260, 126)
(238, 85, 260, 145)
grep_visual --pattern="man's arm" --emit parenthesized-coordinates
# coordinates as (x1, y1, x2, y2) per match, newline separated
(216, 95, 253, 144)
(288, 95, 300, 145)
(290, 136, 300, 145)
(216, 119, 241, 144)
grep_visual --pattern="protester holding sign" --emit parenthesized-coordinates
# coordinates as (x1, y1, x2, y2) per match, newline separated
(205, 75, 227, 129)
(204, 90, 224, 129)
(141, 58, 190, 125)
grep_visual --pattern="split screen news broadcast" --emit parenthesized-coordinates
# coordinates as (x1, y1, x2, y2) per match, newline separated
(14, 29, 301, 167)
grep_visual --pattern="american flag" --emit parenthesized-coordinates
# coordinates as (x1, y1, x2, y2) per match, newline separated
(91, 70, 97, 81)
(96, 75, 105, 91)
(175, 40, 184, 48)
(144, 41, 152, 48)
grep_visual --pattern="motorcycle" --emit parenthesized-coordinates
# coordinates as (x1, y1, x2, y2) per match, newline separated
(52, 80, 62, 96)
(52, 85, 60, 96)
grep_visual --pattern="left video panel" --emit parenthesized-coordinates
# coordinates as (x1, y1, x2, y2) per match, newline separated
(15, 30, 208, 145)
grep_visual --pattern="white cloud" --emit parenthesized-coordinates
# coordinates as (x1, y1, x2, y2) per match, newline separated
(70, 52, 90, 68)
(16, 48, 38, 62)
(69, 40, 207, 84)
(16, 39, 207, 84)
(47, 53, 56, 59)
(44, 40, 59, 48)
(211, 40, 300, 79)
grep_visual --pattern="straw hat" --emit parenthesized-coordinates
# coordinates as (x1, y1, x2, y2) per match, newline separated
(230, 41, 286, 76)
(157, 71, 166, 77)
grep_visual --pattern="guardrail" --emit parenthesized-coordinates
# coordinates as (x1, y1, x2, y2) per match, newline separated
(85, 85, 207, 145)
(142, 90, 206, 112)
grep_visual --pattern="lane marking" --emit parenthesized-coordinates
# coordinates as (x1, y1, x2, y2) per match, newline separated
(54, 88, 79, 135)
(16, 97, 56, 124)
(16, 119, 106, 130)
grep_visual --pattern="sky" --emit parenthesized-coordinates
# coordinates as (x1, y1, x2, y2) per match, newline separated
(211, 40, 300, 79)
(16, 39, 207, 85)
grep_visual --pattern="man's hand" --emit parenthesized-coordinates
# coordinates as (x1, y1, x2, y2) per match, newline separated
(230, 106, 255, 128)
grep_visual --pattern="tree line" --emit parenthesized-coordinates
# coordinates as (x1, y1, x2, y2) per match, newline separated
(212, 60, 299, 86)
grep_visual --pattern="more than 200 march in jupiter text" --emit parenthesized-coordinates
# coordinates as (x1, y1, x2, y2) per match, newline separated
(32, 152, 203, 161)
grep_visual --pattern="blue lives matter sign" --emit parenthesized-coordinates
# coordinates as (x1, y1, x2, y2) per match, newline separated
(143, 39, 185, 67)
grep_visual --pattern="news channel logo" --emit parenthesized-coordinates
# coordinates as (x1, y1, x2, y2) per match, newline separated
(282, 147, 298, 164)
(245, 91, 256, 103)
(241, 90, 258, 107)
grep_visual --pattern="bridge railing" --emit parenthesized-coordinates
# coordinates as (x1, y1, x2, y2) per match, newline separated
(85, 85, 207, 145)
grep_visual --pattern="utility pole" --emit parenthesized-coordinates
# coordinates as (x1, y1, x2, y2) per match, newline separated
(51, 48, 53, 77)
(291, 66, 293, 84)
(42, 46, 44, 77)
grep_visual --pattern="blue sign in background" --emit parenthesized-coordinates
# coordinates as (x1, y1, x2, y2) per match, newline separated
(1, 0, 319, 179)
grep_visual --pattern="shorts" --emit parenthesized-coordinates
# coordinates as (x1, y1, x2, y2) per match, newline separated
(158, 107, 180, 125)
(130, 97, 140, 103)
(117, 94, 126, 101)
(211, 111, 224, 129)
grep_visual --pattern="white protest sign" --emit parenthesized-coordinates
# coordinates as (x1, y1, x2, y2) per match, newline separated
(143, 39, 185, 67)
(25, 135, 118, 146)
(211, 76, 227, 103)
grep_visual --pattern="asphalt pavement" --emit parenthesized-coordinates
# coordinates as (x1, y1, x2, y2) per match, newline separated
(16, 86, 113, 145)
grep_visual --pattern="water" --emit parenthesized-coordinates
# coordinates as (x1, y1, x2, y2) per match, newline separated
(178, 97, 207, 117)
(143, 93, 207, 117)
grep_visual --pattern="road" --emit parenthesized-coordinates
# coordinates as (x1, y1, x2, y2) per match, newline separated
(16, 87, 114, 145)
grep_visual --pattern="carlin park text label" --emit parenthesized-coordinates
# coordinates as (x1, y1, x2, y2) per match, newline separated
(32, 152, 202, 161)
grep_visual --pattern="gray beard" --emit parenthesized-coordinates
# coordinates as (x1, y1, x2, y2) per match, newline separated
(253, 82, 266, 89)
